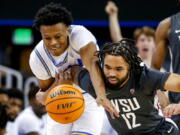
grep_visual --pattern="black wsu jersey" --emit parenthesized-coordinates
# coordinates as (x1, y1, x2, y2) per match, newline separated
(78, 66, 171, 135)
(168, 12, 180, 127)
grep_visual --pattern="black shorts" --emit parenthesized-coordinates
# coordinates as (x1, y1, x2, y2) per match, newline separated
(122, 120, 180, 135)
(150, 121, 180, 135)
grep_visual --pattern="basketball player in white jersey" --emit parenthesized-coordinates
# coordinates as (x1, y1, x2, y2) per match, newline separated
(29, 3, 106, 135)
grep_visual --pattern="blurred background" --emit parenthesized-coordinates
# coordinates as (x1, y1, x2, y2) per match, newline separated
(0, 0, 179, 106)
(0, 0, 180, 135)
(0, 0, 179, 71)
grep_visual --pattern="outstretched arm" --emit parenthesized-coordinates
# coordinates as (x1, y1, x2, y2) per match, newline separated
(151, 18, 171, 113)
(80, 42, 120, 118)
(163, 103, 180, 117)
(164, 73, 180, 92)
(151, 17, 170, 69)
(105, 1, 122, 42)
(36, 77, 59, 105)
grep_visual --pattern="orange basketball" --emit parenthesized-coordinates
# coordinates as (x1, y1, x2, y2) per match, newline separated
(45, 84, 85, 124)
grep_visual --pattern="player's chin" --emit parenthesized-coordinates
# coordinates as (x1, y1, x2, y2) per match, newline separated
(50, 49, 61, 56)
(8, 115, 16, 121)
(108, 79, 118, 85)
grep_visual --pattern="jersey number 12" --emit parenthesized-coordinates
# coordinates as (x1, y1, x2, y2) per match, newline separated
(121, 113, 141, 129)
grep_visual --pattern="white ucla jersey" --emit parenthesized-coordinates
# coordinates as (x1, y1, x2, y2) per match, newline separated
(29, 25, 98, 80)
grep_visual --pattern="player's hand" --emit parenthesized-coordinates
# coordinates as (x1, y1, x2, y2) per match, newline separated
(96, 96, 120, 119)
(163, 103, 180, 117)
(36, 89, 49, 105)
(105, 1, 118, 16)
(58, 69, 73, 85)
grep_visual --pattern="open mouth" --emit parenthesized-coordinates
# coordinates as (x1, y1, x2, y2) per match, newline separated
(142, 48, 149, 52)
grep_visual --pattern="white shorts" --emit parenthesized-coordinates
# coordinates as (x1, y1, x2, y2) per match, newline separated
(101, 113, 118, 135)
(46, 93, 105, 135)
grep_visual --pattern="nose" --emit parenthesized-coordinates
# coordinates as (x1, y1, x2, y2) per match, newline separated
(12, 105, 20, 116)
(109, 70, 116, 76)
(50, 38, 58, 46)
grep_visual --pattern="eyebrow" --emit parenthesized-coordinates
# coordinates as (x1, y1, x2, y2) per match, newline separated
(43, 33, 62, 37)
(104, 64, 123, 69)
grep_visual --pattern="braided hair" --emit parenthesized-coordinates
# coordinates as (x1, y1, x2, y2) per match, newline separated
(96, 38, 143, 83)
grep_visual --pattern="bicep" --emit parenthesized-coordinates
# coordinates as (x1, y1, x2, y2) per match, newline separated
(38, 78, 54, 91)
(151, 18, 170, 70)
(164, 73, 180, 92)
(79, 42, 98, 71)
(29, 51, 52, 80)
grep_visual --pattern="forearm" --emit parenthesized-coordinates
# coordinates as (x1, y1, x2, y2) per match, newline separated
(151, 46, 167, 70)
(37, 78, 58, 105)
(109, 14, 122, 42)
(151, 18, 169, 70)
(175, 102, 180, 113)
(156, 90, 170, 110)
(89, 61, 106, 97)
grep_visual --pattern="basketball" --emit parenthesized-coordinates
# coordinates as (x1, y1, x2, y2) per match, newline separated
(45, 84, 85, 124)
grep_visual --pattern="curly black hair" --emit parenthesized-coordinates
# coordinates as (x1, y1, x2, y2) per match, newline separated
(7, 88, 23, 102)
(96, 38, 143, 83)
(34, 2, 73, 30)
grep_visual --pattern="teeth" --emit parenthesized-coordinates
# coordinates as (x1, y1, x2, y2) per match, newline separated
(52, 48, 58, 50)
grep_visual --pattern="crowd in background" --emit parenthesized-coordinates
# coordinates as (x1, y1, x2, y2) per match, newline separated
(0, 1, 180, 135)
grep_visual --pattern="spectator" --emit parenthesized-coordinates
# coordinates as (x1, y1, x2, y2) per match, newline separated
(5, 89, 23, 135)
(0, 89, 9, 135)
(0, 89, 9, 105)
(15, 87, 47, 135)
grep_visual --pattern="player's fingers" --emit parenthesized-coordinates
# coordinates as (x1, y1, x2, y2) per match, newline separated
(103, 105, 115, 119)
(113, 108, 120, 117)
(173, 109, 178, 115)
(103, 102, 120, 118)
(66, 67, 72, 73)
(64, 71, 70, 80)
(109, 111, 115, 119)
(59, 72, 64, 80)
(164, 105, 173, 118)
(36, 91, 46, 105)
(96, 97, 105, 106)
(168, 105, 175, 116)
(109, 105, 120, 118)
(163, 106, 168, 117)
(55, 72, 59, 79)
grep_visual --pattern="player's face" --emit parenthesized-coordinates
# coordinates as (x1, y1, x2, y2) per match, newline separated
(40, 23, 69, 56)
(136, 34, 155, 59)
(6, 98, 23, 121)
(103, 54, 130, 88)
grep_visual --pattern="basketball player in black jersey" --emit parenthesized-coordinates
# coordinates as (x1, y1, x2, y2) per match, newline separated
(59, 39, 180, 135)
(151, 12, 180, 128)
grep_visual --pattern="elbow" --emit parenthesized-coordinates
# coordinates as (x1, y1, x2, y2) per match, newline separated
(89, 58, 99, 71)
(178, 82, 180, 92)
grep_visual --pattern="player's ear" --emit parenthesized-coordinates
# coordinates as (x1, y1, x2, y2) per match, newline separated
(67, 26, 71, 35)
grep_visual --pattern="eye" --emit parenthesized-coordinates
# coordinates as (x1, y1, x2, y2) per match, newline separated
(55, 35, 61, 39)
(116, 67, 123, 71)
(44, 37, 51, 41)
(104, 65, 111, 70)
